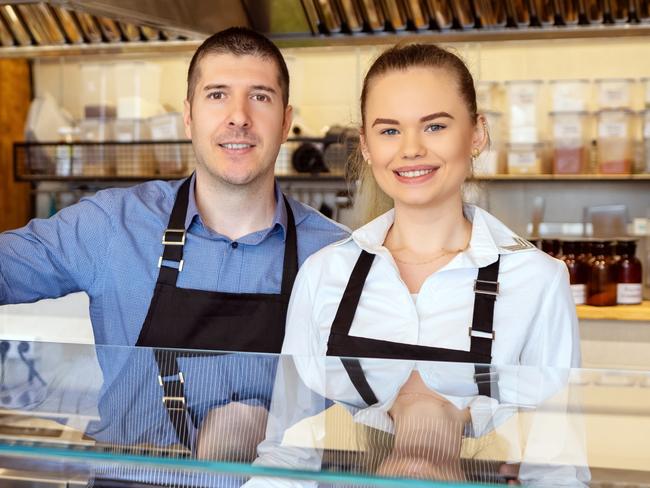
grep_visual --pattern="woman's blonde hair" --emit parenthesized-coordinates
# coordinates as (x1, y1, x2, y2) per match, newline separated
(347, 43, 480, 227)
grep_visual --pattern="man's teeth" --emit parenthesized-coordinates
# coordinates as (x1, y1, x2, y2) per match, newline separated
(396, 169, 434, 178)
(221, 143, 252, 149)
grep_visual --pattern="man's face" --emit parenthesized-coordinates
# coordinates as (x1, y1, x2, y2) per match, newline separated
(184, 53, 292, 188)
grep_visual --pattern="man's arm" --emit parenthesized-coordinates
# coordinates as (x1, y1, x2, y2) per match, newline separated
(0, 191, 115, 304)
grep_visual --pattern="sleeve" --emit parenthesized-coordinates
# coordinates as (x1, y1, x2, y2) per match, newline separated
(0, 191, 116, 305)
(520, 260, 581, 368)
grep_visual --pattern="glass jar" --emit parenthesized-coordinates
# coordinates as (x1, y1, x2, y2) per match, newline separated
(595, 78, 633, 109)
(506, 142, 546, 175)
(550, 111, 590, 174)
(561, 240, 590, 305)
(615, 239, 643, 305)
(596, 108, 634, 174)
(550, 80, 590, 112)
(587, 241, 617, 306)
(505, 80, 544, 144)
(541, 238, 561, 258)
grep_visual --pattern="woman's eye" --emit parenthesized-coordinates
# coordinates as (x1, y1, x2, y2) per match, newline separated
(207, 91, 225, 100)
(379, 128, 399, 136)
(425, 123, 445, 132)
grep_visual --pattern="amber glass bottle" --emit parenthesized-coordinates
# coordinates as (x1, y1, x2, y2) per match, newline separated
(541, 239, 561, 258)
(615, 239, 643, 305)
(587, 241, 617, 306)
(561, 240, 589, 305)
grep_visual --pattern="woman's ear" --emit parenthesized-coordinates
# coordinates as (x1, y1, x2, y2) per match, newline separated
(359, 131, 371, 163)
(472, 114, 489, 154)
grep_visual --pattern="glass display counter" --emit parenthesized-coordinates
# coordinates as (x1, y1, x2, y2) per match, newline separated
(0, 340, 648, 487)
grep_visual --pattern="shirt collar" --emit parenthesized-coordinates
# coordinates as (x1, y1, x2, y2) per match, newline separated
(348, 204, 528, 270)
(185, 175, 288, 241)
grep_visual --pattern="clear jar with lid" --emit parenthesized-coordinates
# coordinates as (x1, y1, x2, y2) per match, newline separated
(506, 142, 546, 175)
(596, 108, 634, 174)
(550, 80, 590, 112)
(541, 238, 561, 258)
(476, 81, 501, 112)
(561, 240, 590, 305)
(550, 111, 590, 174)
(587, 240, 617, 306)
(505, 80, 544, 144)
(615, 239, 643, 305)
(595, 78, 634, 109)
(56, 126, 81, 177)
(643, 109, 650, 173)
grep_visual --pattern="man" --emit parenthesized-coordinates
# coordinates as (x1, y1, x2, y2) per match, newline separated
(0, 27, 348, 463)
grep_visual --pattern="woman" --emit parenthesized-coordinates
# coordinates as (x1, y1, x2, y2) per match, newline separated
(248, 44, 584, 487)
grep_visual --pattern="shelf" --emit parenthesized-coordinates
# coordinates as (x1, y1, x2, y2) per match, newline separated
(473, 174, 650, 181)
(577, 301, 650, 322)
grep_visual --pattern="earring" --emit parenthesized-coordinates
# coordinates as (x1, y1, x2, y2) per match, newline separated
(366, 158, 372, 165)
(471, 148, 480, 161)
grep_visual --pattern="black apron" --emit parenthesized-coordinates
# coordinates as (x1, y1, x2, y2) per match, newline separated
(326, 250, 501, 406)
(134, 176, 298, 449)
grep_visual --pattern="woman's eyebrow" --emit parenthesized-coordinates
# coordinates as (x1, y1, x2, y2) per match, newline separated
(420, 112, 454, 122)
(372, 117, 399, 127)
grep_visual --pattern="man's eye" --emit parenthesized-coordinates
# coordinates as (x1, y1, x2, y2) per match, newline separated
(207, 91, 225, 100)
(379, 128, 399, 136)
(252, 94, 269, 102)
(425, 123, 445, 132)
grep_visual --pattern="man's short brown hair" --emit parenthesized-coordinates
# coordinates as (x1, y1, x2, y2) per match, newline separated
(186, 27, 290, 106)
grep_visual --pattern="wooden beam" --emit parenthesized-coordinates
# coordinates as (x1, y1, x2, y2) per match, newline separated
(0, 59, 31, 232)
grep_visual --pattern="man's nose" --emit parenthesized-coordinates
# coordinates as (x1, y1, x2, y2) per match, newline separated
(227, 96, 252, 129)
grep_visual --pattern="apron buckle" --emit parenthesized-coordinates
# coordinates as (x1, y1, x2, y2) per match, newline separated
(162, 229, 186, 245)
(473, 279, 499, 296)
(161, 395, 186, 411)
(468, 327, 495, 340)
(157, 256, 184, 272)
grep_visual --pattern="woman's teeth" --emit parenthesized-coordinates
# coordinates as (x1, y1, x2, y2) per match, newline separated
(221, 143, 253, 149)
(396, 169, 434, 178)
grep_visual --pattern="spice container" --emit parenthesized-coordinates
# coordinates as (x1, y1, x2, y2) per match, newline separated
(56, 126, 81, 177)
(78, 118, 115, 176)
(587, 240, 617, 306)
(561, 240, 590, 305)
(596, 108, 634, 174)
(550, 111, 590, 174)
(557, 0, 580, 24)
(529, 0, 555, 25)
(615, 239, 643, 305)
(583, 0, 604, 23)
(550, 80, 590, 112)
(506, 80, 544, 144)
(541, 238, 561, 257)
(506, 142, 546, 175)
(113, 119, 154, 177)
(595, 78, 633, 109)
(148, 112, 190, 175)
(114, 62, 162, 119)
(474, 112, 504, 175)
(505, 0, 531, 26)
(476, 81, 500, 112)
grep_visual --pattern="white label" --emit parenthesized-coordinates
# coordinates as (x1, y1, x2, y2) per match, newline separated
(553, 83, 587, 112)
(508, 151, 536, 167)
(116, 132, 133, 142)
(553, 118, 583, 141)
(510, 104, 537, 127)
(599, 82, 630, 107)
(570, 284, 586, 305)
(617, 283, 642, 304)
(599, 121, 627, 139)
(509, 126, 538, 144)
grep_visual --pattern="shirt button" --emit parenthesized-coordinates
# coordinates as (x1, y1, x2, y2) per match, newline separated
(231, 242, 238, 249)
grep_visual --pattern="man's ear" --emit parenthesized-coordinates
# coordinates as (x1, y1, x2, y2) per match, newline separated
(183, 99, 192, 140)
(281, 104, 294, 143)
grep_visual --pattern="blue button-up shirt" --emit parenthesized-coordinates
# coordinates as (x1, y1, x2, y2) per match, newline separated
(0, 176, 349, 345)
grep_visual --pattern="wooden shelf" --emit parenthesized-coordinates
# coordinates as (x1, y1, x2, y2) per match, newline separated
(577, 301, 650, 322)
(473, 174, 650, 182)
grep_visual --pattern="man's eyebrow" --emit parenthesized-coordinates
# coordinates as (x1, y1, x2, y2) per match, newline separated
(251, 85, 277, 94)
(420, 112, 454, 122)
(203, 83, 227, 91)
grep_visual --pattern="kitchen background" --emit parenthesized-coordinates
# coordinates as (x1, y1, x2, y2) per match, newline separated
(0, 1, 649, 371)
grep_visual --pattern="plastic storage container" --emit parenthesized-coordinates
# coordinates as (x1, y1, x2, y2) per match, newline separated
(114, 62, 162, 119)
(113, 118, 154, 176)
(81, 64, 116, 119)
(505, 80, 544, 144)
(550, 111, 590, 174)
(596, 108, 634, 174)
(595, 78, 634, 109)
(78, 118, 114, 176)
(550, 79, 590, 112)
(506, 142, 546, 175)
(474, 111, 503, 176)
(643, 108, 650, 173)
(148, 112, 191, 175)
(476, 81, 500, 112)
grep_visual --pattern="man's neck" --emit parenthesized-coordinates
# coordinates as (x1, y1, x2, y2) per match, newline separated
(194, 170, 277, 241)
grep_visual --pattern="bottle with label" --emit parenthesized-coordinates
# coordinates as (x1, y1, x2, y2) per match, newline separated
(615, 239, 643, 305)
(541, 238, 561, 258)
(587, 241, 617, 306)
(561, 240, 589, 305)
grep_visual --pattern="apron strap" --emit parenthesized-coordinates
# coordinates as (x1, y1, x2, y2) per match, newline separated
(341, 358, 379, 406)
(156, 176, 192, 286)
(280, 195, 298, 297)
(469, 257, 500, 398)
(330, 250, 375, 336)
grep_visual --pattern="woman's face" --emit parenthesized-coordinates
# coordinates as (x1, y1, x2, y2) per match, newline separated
(360, 67, 486, 211)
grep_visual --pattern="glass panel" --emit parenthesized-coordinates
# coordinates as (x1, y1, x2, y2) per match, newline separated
(0, 341, 648, 485)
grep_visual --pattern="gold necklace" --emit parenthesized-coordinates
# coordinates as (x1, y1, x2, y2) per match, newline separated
(392, 245, 467, 266)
